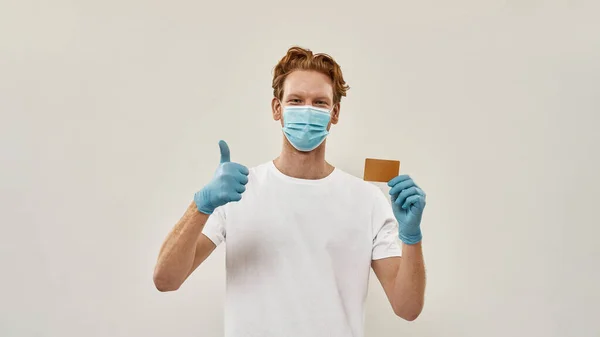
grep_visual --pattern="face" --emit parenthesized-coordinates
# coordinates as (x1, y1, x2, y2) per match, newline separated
(271, 70, 340, 129)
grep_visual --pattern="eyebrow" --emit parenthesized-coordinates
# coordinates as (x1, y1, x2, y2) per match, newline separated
(285, 94, 331, 101)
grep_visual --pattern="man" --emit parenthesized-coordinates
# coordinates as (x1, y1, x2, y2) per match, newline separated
(153, 46, 427, 337)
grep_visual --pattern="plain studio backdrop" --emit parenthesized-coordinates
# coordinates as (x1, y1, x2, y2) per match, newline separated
(1, 0, 599, 336)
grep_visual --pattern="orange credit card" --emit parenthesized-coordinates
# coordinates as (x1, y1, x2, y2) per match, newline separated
(363, 158, 400, 182)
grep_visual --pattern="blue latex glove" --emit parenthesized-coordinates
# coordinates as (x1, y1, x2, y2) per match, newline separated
(388, 175, 426, 245)
(194, 140, 249, 214)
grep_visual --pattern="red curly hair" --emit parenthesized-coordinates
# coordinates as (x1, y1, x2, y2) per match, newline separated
(272, 46, 350, 104)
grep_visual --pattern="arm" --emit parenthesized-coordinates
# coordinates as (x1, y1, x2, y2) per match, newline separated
(372, 243, 426, 321)
(373, 174, 427, 320)
(153, 201, 216, 292)
(153, 140, 249, 292)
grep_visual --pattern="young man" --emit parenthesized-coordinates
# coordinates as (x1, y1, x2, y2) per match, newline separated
(153, 46, 427, 337)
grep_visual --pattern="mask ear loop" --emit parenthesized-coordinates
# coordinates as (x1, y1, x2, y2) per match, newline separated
(328, 103, 335, 115)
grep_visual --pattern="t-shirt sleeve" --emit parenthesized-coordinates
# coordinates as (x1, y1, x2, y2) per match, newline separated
(371, 185, 402, 260)
(201, 206, 226, 246)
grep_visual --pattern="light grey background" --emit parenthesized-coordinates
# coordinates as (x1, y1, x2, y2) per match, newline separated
(1, 0, 599, 336)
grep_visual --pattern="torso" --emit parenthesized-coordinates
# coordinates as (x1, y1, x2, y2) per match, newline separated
(203, 161, 399, 337)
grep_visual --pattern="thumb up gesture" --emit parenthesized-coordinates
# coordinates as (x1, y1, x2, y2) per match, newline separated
(194, 140, 250, 214)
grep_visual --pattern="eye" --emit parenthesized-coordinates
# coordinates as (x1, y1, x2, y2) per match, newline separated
(316, 101, 329, 106)
(288, 99, 302, 104)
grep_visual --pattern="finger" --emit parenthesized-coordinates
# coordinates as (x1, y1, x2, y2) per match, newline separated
(237, 164, 249, 176)
(389, 178, 416, 196)
(219, 140, 231, 164)
(398, 186, 422, 201)
(234, 183, 246, 194)
(395, 186, 421, 206)
(229, 192, 242, 202)
(228, 162, 249, 175)
(402, 194, 422, 210)
(236, 173, 249, 185)
(387, 174, 411, 187)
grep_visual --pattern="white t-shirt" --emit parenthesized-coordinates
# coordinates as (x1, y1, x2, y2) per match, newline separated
(202, 161, 402, 337)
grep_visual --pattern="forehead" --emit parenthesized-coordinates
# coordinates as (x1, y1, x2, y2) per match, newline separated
(282, 70, 334, 99)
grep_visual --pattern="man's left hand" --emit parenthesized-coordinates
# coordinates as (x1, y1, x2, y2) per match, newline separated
(388, 175, 426, 245)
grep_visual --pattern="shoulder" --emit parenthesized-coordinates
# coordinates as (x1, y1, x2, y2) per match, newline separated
(333, 168, 386, 198)
(248, 161, 272, 171)
(246, 161, 272, 179)
(235, 161, 275, 188)
(333, 169, 394, 229)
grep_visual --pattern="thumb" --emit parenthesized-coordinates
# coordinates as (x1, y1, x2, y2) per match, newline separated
(219, 140, 231, 164)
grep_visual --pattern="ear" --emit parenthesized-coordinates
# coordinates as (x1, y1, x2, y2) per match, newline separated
(330, 103, 341, 124)
(271, 97, 282, 121)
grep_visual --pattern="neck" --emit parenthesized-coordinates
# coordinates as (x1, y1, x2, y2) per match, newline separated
(273, 138, 335, 180)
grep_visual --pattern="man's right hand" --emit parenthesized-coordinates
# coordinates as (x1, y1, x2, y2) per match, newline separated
(194, 140, 249, 214)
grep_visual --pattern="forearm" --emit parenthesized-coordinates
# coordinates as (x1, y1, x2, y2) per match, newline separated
(153, 201, 209, 291)
(392, 242, 426, 320)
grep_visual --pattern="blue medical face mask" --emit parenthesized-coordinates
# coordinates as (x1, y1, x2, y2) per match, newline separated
(281, 104, 332, 152)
